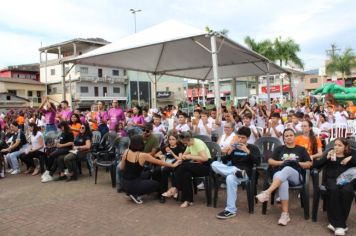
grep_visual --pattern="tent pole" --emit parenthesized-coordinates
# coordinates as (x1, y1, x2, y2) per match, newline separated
(210, 35, 220, 108)
(153, 74, 157, 108)
(202, 80, 206, 107)
(61, 63, 66, 101)
(266, 62, 271, 110)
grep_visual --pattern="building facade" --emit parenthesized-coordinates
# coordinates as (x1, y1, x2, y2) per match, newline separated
(39, 38, 128, 110)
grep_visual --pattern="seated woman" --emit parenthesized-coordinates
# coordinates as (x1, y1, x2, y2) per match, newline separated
(256, 128, 312, 226)
(20, 123, 44, 175)
(41, 121, 74, 183)
(62, 123, 92, 181)
(175, 131, 211, 208)
(217, 121, 236, 155)
(119, 135, 181, 204)
(69, 113, 82, 138)
(155, 131, 186, 202)
(295, 120, 322, 160)
(313, 138, 356, 236)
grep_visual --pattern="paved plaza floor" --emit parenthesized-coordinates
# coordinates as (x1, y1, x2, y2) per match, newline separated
(0, 170, 355, 236)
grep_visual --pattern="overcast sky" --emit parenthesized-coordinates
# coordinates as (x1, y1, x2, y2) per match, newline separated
(0, 0, 355, 70)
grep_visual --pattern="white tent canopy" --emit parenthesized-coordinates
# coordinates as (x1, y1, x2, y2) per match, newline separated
(64, 20, 287, 107)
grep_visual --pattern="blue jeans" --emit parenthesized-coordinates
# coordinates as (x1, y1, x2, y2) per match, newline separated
(5, 144, 29, 171)
(211, 161, 249, 214)
(45, 124, 57, 134)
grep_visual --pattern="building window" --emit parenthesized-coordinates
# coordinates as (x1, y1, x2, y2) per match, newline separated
(52, 87, 57, 94)
(28, 91, 33, 97)
(113, 87, 120, 93)
(37, 91, 41, 97)
(8, 90, 16, 96)
(80, 86, 89, 93)
(166, 87, 169, 91)
(310, 78, 318, 83)
(50, 69, 55, 75)
(112, 70, 119, 76)
(98, 68, 103, 78)
(80, 67, 88, 74)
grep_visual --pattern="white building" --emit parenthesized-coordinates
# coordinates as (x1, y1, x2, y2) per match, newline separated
(39, 38, 128, 109)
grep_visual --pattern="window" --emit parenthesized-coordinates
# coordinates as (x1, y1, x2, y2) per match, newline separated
(310, 78, 318, 83)
(37, 91, 41, 97)
(166, 87, 169, 91)
(123, 69, 127, 76)
(94, 87, 99, 97)
(27, 91, 33, 97)
(113, 87, 120, 93)
(103, 87, 107, 96)
(80, 67, 88, 74)
(52, 87, 57, 94)
(80, 86, 89, 93)
(112, 70, 119, 76)
(8, 90, 17, 96)
(50, 69, 55, 75)
(98, 68, 103, 78)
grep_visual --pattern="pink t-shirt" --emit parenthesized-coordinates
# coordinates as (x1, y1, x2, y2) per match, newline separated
(42, 108, 56, 125)
(108, 108, 125, 131)
(60, 108, 72, 121)
(132, 115, 145, 125)
(95, 111, 108, 125)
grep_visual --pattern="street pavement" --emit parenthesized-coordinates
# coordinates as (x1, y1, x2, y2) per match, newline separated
(0, 170, 355, 236)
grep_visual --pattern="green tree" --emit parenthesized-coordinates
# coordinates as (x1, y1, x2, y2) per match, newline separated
(326, 46, 356, 81)
(274, 37, 303, 69)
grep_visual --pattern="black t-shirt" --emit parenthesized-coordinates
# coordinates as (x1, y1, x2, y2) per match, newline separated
(224, 144, 261, 176)
(12, 130, 27, 152)
(161, 144, 186, 159)
(74, 134, 91, 147)
(59, 132, 74, 150)
(271, 145, 311, 176)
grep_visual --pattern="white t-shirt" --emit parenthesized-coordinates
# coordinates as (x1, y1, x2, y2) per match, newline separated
(218, 132, 236, 150)
(334, 111, 348, 125)
(175, 123, 190, 133)
(197, 119, 213, 136)
(153, 124, 166, 135)
(246, 124, 258, 144)
(268, 124, 284, 144)
(31, 131, 44, 152)
(319, 122, 331, 132)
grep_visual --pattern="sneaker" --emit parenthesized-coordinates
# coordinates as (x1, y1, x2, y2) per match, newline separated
(41, 175, 54, 183)
(216, 210, 236, 220)
(278, 212, 291, 226)
(0, 172, 4, 178)
(11, 169, 20, 175)
(7, 168, 13, 173)
(41, 170, 50, 180)
(256, 191, 270, 203)
(129, 195, 143, 204)
(64, 169, 69, 176)
(235, 169, 247, 179)
(197, 182, 205, 190)
(334, 228, 346, 236)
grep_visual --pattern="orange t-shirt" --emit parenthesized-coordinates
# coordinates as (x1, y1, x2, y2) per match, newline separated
(295, 135, 322, 156)
(70, 123, 81, 138)
(90, 112, 98, 131)
(17, 116, 25, 125)
(348, 106, 356, 115)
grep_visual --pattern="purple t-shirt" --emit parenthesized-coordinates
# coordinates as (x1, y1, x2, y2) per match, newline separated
(108, 108, 125, 131)
(95, 110, 108, 125)
(80, 116, 86, 125)
(42, 108, 56, 125)
(132, 115, 145, 125)
(60, 108, 72, 121)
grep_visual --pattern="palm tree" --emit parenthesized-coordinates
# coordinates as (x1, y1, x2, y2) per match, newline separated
(244, 36, 275, 95)
(326, 46, 356, 82)
(274, 37, 304, 68)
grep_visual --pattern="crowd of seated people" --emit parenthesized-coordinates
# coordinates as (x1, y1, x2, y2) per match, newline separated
(0, 97, 355, 236)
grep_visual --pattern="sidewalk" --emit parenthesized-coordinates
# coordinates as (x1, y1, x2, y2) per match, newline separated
(0, 171, 354, 236)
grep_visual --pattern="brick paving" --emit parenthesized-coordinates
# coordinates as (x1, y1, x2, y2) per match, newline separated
(0, 170, 355, 236)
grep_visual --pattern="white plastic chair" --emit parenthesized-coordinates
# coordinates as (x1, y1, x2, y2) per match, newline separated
(346, 120, 356, 140)
(256, 126, 264, 137)
(312, 127, 321, 138)
(330, 123, 348, 142)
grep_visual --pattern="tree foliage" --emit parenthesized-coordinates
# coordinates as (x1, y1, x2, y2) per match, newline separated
(326, 46, 356, 80)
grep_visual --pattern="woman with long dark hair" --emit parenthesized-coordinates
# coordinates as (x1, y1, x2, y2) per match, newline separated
(20, 123, 44, 175)
(295, 120, 322, 160)
(119, 135, 181, 204)
(41, 121, 74, 183)
(69, 113, 82, 138)
(313, 138, 356, 235)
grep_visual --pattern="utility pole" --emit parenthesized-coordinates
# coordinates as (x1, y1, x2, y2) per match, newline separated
(326, 44, 340, 57)
(130, 9, 142, 105)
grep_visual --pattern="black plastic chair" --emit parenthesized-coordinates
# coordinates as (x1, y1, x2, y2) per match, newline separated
(212, 144, 258, 213)
(261, 167, 310, 220)
(93, 132, 117, 187)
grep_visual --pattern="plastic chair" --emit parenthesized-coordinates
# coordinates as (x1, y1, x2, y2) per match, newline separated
(346, 120, 356, 140)
(256, 126, 264, 137)
(330, 123, 347, 142)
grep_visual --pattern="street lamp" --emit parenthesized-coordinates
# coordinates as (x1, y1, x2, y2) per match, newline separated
(130, 8, 141, 105)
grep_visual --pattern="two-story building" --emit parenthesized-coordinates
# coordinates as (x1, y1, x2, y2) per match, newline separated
(39, 38, 128, 110)
(0, 64, 45, 109)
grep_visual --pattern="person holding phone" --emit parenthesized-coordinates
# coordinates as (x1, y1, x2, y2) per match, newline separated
(211, 126, 260, 219)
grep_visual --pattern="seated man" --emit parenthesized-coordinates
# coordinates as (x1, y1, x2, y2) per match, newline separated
(211, 126, 260, 219)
